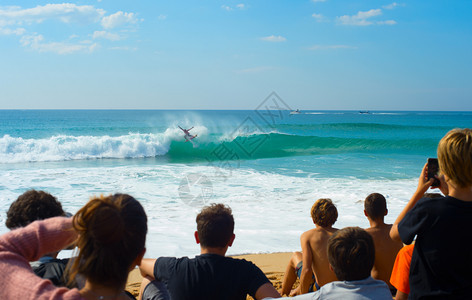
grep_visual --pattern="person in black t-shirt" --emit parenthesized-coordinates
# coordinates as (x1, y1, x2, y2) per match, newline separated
(138, 203, 281, 300)
(390, 128, 472, 299)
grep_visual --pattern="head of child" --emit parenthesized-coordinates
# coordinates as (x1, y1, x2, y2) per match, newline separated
(311, 198, 338, 227)
(364, 193, 387, 221)
(68, 194, 147, 289)
(328, 227, 375, 281)
(6, 190, 65, 229)
(438, 128, 472, 189)
(196, 203, 235, 249)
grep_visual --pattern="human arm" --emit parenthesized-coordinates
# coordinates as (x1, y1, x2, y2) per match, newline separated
(395, 290, 409, 300)
(139, 258, 157, 280)
(299, 234, 314, 295)
(390, 163, 433, 242)
(254, 282, 281, 299)
(0, 217, 82, 299)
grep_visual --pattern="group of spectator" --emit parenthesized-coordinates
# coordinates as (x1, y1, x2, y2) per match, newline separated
(0, 128, 471, 300)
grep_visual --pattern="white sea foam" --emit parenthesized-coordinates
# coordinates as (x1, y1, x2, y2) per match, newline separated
(0, 162, 418, 257)
(0, 126, 212, 163)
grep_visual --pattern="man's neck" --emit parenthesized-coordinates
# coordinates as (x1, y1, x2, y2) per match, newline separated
(314, 224, 337, 232)
(200, 246, 228, 256)
(367, 218, 386, 228)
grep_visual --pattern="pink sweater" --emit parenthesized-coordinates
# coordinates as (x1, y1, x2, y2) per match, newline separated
(0, 217, 84, 300)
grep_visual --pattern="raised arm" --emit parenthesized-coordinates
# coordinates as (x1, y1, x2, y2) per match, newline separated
(139, 258, 157, 279)
(0, 217, 81, 299)
(390, 163, 433, 241)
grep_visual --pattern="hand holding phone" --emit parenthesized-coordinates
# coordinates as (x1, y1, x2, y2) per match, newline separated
(427, 158, 440, 187)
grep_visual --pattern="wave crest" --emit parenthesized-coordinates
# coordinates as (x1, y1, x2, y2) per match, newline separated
(0, 133, 172, 163)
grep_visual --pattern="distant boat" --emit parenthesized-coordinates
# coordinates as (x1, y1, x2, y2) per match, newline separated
(359, 110, 370, 114)
(290, 109, 301, 115)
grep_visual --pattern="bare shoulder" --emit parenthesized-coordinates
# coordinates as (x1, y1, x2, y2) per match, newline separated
(301, 227, 337, 243)
(300, 228, 317, 241)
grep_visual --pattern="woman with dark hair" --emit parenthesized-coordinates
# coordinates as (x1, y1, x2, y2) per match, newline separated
(0, 193, 147, 300)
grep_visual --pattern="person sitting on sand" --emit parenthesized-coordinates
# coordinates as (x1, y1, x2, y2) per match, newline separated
(138, 203, 281, 300)
(5, 189, 71, 287)
(390, 128, 472, 299)
(363, 192, 403, 294)
(281, 198, 338, 296)
(268, 227, 392, 299)
(390, 244, 414, 300)
(0, 193, 147, 300)
(389, 193, 442, 300)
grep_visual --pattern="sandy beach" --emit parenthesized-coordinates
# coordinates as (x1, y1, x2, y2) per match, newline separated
(125, 252, 294, 298)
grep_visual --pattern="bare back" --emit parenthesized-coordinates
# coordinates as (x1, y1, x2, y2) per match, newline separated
(301, 227, 338, 287)
(366, 223, 403, 287)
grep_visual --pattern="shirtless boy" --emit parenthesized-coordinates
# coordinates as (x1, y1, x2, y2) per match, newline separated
(282, 198, 338, 296)
(363, 193, 403, 293)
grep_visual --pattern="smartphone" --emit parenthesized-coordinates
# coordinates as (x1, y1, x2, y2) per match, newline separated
(427, 158, 440, 187)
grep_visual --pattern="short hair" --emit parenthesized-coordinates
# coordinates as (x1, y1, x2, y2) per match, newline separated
(423, 193, 443, 199)
(68, 194, 147, 288)
(437, 128, 472, 188)
(311, 198, 338, 227)
(6, 190, 64, 229)
(328, 227, 375, 281)
(364, 193, 387, 220)
(196, 203, 234, 248)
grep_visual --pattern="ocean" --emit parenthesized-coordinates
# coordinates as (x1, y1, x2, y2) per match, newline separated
(1, 108, 471, 257)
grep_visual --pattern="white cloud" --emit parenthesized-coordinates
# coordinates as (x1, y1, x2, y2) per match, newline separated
(337, 5, 401, 26)
(0, 4, 105, 25)
(0, 27, 25, 35)
(377, 20, 397, 25)
(337, 9, 382, 26)
(261, 35, 286, 42)
(158, 14, 167, 21)
(0, 4, 141, 54)
(312, 13, 325, 22)
(221, 4, 246, 11)
(92, 30, 121, 41)
(20, 33, 98, 54)
(383, 2, 403, 10)
(101, 11, 137, 29)
(109, 46, 138, 51)
(308, 45, 357, 50)
(0, 19, 16, 27)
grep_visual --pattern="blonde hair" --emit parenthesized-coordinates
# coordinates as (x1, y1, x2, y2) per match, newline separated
(437, 128, 472, 188)
(311, 198, 338, 227)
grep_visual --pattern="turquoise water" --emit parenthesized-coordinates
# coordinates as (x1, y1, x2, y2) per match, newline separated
(1, 110, 471, 256)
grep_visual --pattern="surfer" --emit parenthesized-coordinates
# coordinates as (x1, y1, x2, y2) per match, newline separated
(178, 126, 197, 142)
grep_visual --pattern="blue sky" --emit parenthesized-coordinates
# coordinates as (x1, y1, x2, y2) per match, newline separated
(0, 1, 471, 110)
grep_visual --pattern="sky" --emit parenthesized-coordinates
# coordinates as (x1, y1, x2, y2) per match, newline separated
(0, 0, 471, 110)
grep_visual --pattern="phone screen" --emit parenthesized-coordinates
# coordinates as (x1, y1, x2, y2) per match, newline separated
(427, 158, 440, 187)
